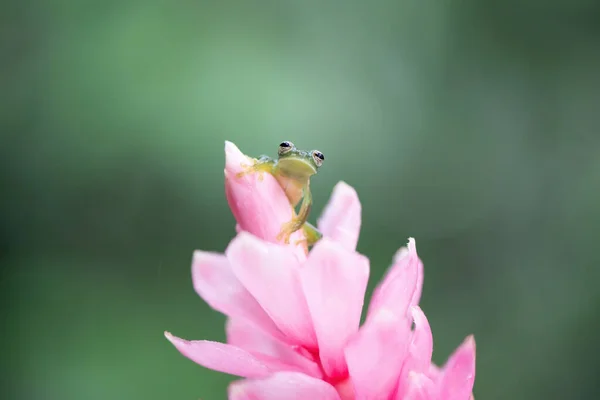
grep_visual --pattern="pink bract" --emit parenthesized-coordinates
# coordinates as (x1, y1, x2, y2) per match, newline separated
(165, 141, 476, 400)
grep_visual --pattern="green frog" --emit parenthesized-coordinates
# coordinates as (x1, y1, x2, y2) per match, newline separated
(236, 140, 325, 246)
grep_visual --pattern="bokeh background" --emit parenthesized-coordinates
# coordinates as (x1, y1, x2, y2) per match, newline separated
(2, 1, 599, 399)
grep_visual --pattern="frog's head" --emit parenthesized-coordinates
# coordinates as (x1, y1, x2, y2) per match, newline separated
(276, 140, 324, 179)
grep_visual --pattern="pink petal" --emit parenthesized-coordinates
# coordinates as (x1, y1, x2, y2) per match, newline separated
(164, 332, 304, 379)
(394, 307, 434, 398)
(224, 141, 307, 260)
(334, 379, 355, 400)
(317, 181, 362, 251)
(367, 238, 423, 322)
(399, 372, 435, 400)
(344, 309, 411, 399)
(436, 336, 476, 400)
(427, 364, 441, 380)
(191, 251, 282, 340)
(299, 238, 369, 378)
(226, 318, 322, 379)
(226, 232, 317, 349)
(408, 306, 433, 373)
(405, 239, 424, 308)
(396, 306, 433, 400)
(228, 372, 341, 400)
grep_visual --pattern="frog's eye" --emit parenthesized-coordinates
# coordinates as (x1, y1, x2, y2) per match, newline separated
(312, 150, 325, 167)
(278, 141, 294, 155)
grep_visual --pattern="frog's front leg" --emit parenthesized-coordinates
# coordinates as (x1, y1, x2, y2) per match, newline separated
(236, 155, 275, 181)
(276, 183, 313, 245)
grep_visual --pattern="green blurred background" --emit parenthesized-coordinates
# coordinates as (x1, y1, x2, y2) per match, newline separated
(2, 1, 599, 399)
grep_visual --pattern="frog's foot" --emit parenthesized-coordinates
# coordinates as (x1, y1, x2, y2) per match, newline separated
(276, 218, 304, 245)
(293, 238, 308, 247)
(293, 238, 309, 253)
(236, 159, 270, 181)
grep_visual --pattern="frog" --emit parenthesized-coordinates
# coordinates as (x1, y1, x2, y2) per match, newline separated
(236, 140, 325, 247)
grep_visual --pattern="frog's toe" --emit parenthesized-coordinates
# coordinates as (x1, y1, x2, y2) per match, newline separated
(235, 168, 248, 179)
(294, 238, 308, 247)
(276, 230, 291, 244)
(236, 161, 255, 178)
(276, 220, 299, 244)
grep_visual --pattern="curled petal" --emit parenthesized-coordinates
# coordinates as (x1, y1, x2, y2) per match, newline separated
(408, 306, 433, 373)
(224, 141, 306, 259)
(164, 332, 304, 379)
(317, 181, 362, 251)
(394, 307, 434, 399)
(226, 232, 317, 349)
(229, 372, 341, 400)
(299, 238, 369, 378)
(367, 238, 423, 322)
(344, 309, 411, 399)
(404, 239, 424, 308)
(191, 251, 282, 340)
(436, 336, 476, 400)
(226, 318, 322, 379)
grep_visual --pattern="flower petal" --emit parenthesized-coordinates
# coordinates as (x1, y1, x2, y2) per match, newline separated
(344, 309, 411, 399)
(191, 250, 283, 340)
(299, 238, 369, 378)
(367, 238, 423, 322)
(226, 318, 322, 379)
(394, 307, 434, 398)
(164, 332, 303, 379)
(398, 372, 435, 400)
(426, 364, 441, 381)
(317, 181, 362, 251)
(436, 336, 476, 400)
(228, 372, 341, 400)
(224, 141, 307, 259)
(226, 232, 317, 349)
(408, 306, 433, 373)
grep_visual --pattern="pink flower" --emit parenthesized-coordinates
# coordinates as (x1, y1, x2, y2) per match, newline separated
(165, 141, 476, 399)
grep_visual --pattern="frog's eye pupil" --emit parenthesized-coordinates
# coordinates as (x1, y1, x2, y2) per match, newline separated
(278, 141, 294, 155)
(312, 150, 324, 167)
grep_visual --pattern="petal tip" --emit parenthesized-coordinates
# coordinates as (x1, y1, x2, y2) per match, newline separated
(392, 237, 418, 262)
(333, 180, 357, 195)
(164, 332, 191, 349)
(224, 141, 250, 173)
(317, 180, 362, 251)
(227, 382, 244, 399)
(224, 140, 238, 153)
(446, 334, 477, 374)
(191, 250, 225, 277)
(407, 237, 417, 253)
(164, 331, 176, 343)
(192, 249, 205, 262)
(409, 305, 422, 317)
(332, 181, 360, 208)
(464, 335, 476, 352)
